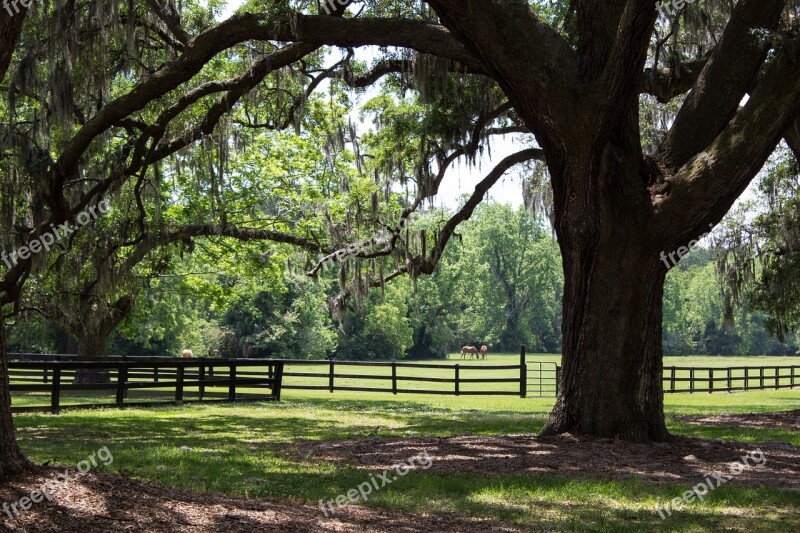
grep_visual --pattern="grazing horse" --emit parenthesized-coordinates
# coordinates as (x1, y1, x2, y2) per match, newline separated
(461, 346, 479, 359)
(480, 345, 488, 359)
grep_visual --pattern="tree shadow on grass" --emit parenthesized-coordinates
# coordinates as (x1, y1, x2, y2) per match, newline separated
(4, 466, 796, 532)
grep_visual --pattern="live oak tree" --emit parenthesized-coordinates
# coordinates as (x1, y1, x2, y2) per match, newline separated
(25, 134, 331, 370)
(3, 0, 800, 478)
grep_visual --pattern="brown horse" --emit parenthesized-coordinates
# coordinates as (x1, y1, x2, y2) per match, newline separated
(461, 346, 479, 359)
(480, 345, 488, 359)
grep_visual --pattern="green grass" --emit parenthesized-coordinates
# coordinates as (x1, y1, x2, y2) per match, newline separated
(10, 380, 800, 532)
(8, 353, 800, 530)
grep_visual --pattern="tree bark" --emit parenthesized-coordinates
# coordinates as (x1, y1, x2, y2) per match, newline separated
(541, 107, 670, 442)
(0, 5, 27, 82)
(541, 250, 669, 441)
(72, 321, 115, 384)
(76, 327, 111, 359)
(0, 321, 31, 479)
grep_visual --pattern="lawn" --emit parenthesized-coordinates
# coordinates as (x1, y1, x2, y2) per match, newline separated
(8, 371, 800, 532)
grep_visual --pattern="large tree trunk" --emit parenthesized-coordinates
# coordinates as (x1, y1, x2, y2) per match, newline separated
(0, 321, 31, 478)
(541, 249, 669, 441)
(70, 297, 131, 384)
(76, 327, 111, 359)
(73, 322, 113, 384)
(541, 124, 670, 442)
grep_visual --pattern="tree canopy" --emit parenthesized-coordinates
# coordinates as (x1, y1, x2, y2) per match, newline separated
(2, 1, 800, 476)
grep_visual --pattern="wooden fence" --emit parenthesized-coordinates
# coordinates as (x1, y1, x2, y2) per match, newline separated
(8, 358, 283, 413)
(663, 365, 800, 393)
(7, 353, 800, 411)
(279, 360, 527, 396)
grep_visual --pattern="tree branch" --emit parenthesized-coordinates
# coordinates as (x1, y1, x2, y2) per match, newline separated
(657, 0, 784, 172)
(122, 223, 328, 273)
(317, 148, 545, 287)
(52, 11, 481, 214)
(425, 0, 579, 146)
(143, 0, 189, 49)
(638, 57, 708, 103)
(657, 40, 800, 250)
(0, 6, 27, 82)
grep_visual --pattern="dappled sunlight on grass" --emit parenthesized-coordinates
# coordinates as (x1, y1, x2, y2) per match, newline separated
(10, 388, 800, 531)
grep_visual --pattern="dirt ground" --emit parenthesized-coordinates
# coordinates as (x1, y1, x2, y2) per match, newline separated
(676, 408, 800, 431)
(0, 469, 514, 533)
(1, 412, 798, 532)
(291, 433, 800, 488)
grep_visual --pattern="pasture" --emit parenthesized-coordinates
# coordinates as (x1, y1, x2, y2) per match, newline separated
(3, 354, 799, 531)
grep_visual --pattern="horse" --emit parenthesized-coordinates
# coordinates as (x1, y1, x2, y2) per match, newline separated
(480, 345, 488, 359)
(180, 349, 194, 358)
(461, 346, 479, 359)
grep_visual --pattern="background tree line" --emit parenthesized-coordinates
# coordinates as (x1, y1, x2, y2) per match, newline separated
(7, 199, 797, 360)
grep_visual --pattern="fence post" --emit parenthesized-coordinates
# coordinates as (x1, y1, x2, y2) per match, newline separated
(519, 345, 527, 398)
(709, 369, 713, 394)
(455, 364, 460, 396)
(391, 363, 397, 395)
(727, 368, 732, 392)
(329, 360, 335, 393)
(229, 363, 236, 402)
(154, 366, 159, 383)
(669, 367, 675, 392)
(793, 366, 797, 388)
(273, 362, 284, 401)
(51, 366, 61, 414)
(199, 364, 206, 401)
(555, 365, 560, 397)
(116, 364, 128, 407)
(760, 367, 764, 389)
(176, 365, 185, 402)
(745, 368, 750, 391)
(690, 368, 695, 393)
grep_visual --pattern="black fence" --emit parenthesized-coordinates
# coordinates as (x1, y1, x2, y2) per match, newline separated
(8, 358, 283, 413)
(8, 348, 542, 403)
(280, 360, 527, 396)
(663, 365, 800, 393)
(8, 353, 799, 411)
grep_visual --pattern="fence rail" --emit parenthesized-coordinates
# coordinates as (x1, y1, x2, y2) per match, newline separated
(8, 358, 283, 413)
(663, 365, 800, 393)
(279, 359, 525, 396)
(8, 354, 800, 408)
